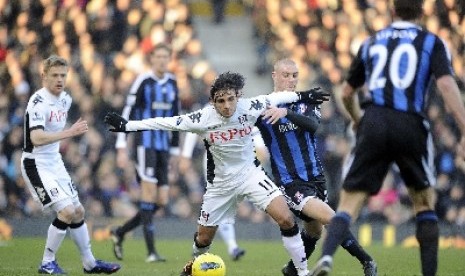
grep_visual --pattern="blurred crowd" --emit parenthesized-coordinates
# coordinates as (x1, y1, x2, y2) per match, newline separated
(1, 0, 465, 237)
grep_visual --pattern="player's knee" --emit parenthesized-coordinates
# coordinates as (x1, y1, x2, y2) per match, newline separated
(280, 222, 299, 237)
(73, 205, 85, 221)
(57, 205, 76, 224)
(275, 211, 295, 229)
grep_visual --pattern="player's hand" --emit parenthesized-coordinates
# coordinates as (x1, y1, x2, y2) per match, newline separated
(104, 112, 128, 132)
(69, 117, 89, 136)
(262, 106, 287, 124)
(297, 87, 330, 104)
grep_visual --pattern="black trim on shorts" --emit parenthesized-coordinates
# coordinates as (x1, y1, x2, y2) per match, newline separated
(23, 158, 52, 205)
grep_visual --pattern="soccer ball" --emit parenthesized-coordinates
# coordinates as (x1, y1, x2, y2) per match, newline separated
(192, 253, 226, 276)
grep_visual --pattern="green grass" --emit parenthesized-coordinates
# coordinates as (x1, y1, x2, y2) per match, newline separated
(0, 237, 464, 275)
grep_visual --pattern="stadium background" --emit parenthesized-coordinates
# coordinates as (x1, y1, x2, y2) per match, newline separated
(0, 0, 464, 249)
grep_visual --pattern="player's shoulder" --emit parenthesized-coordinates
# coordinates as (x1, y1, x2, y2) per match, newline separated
(132, 71, 153, 85)
(165, 72, 176, 81)
(238, 95, 268, 110)
(27, 88, 48, 107)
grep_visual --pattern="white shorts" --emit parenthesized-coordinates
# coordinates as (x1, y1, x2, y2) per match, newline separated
(21, 154, 80, 211)
(198, 166, 281, 226)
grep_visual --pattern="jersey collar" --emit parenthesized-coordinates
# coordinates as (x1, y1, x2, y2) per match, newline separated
(391, 21, 422, 30)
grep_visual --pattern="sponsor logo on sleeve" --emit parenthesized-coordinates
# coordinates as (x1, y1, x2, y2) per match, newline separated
(188, 112, 202, 123)
(249, 99, 264, 111)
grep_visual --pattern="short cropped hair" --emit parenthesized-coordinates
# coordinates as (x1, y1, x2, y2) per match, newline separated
(394, 0, 424, 20)
(210, 71, 245, 101)
(152, 42, 172, 55)
(43, 55, 68, 74)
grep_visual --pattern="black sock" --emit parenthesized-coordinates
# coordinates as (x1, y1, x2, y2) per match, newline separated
(141, 202, 156, 255)
(321, 212, 351, 257)
(416, 210, 438, 276)
(341, 231, 373, 264)
(118, 211, 142, 237)
(302, 230, 319, 259)
(152, 203, 160, 214)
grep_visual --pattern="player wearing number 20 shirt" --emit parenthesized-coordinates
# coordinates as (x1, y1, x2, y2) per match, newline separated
(344, 21, 453, 194)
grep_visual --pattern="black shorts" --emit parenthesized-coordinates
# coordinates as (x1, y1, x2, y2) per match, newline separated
(344, 105, 435, 195)
(280, 177, 327, 222)
(133, 146, 170, 186)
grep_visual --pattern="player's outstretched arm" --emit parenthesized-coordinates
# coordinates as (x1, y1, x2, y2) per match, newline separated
(261, 106, 319, 133)
(105, 110, 204, 133)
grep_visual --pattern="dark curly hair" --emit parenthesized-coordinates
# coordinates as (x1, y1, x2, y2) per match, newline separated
(210, 71, 245, 101)
(394, 0, 424, 20)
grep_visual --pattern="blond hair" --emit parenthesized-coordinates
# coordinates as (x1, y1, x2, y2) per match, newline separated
(43, 55, 68, 74)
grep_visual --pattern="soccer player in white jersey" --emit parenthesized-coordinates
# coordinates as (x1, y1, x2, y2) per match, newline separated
(105, 71, 329, 276)
(180, 128, 267, 261)
(21, 55, 121, 275)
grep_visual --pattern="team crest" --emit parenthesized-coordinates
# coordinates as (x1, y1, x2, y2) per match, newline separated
(238, 114, 248, 124)
(200, 210, 210, 222)
(294, 191, 304, 203)
(50, 188, 59, 197)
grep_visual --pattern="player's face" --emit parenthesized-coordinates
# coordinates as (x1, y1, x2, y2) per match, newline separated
(42, 65, 68, 96)
(212, 89, 238, 118)
(151, 48, 171, 77)
(273, 63, 299, 92)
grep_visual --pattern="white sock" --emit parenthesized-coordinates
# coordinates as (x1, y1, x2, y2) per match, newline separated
(192, 242, 210, 257)
(282, 232, 309, 276)
(218, 224, 238, 254)
(69, 222, 96, 269)
(42, 224, 67, 264)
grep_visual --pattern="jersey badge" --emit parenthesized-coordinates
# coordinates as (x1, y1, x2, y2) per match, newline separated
(32, 95, 44, 106)
(249, 99, 264, 111)
(238, 114, 248, 124)
(50, 188, 59, 197)
(188, 112, 202, 123)
(294, 191, 304, 204)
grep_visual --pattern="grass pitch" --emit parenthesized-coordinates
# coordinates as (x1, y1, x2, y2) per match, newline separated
(0, 237, 464, 275)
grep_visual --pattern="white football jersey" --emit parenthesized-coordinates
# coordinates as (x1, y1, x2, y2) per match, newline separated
(22, 88, 72, 157)
(126, 91, 299, 189)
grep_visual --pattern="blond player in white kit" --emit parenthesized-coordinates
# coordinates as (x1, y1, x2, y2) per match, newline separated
(105, 71, 329, 276)
(21, 55, 121, 275)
